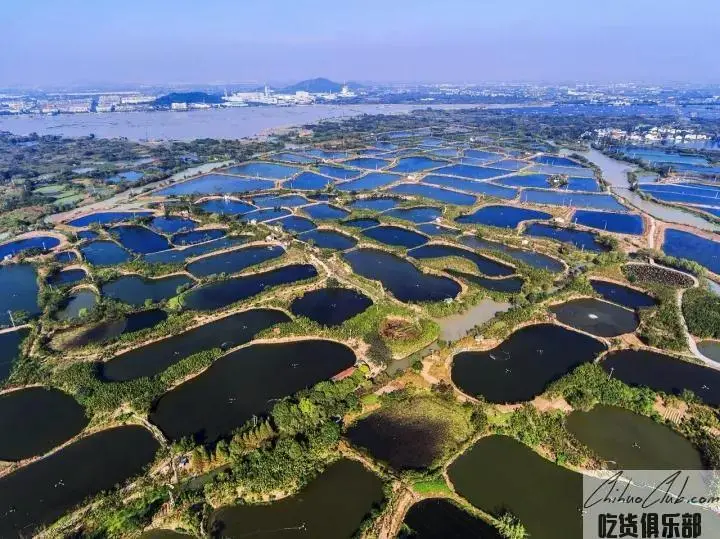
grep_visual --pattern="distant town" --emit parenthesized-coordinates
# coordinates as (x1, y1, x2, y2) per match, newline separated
(3, 78, 720, 115)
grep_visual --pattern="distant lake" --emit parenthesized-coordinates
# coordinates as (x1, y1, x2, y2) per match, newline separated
(0, 105, 472, 140)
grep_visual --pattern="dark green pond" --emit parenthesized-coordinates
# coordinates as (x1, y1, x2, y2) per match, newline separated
(550, 298, 639, 337)
(101, 309, 290, 381)
(0, 387, 88, 461)
(602, 349, 720, 407)
(150, 340, 356, 443)
(54, 289, 98, 321)
(183, 264, 318, 311)
(452, 323, 607, 403)
(186, 245, 285, 278)
(0, 263, 40, 326)
(0, 425, 159, 537)
(62, 308, 168, 349)
(102, 274, 195, 306)
(446, 269, 524, 293)
(401, 498, 503, 539)
(448, 435, 583, 539)
(210, 459, 383, 539)
(0, 328, 29, 383)
(566, 405, 703, 469)
(290, 287, 372, 326)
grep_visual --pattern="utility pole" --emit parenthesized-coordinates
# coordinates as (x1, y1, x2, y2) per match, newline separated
(7, 310, 15, 328)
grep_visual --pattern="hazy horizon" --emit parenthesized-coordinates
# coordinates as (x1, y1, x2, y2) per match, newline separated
(2, 0, 720, 88)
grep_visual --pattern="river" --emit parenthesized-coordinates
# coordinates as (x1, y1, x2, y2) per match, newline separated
(574, 148, 720, 232)
(0, 104, 472, 141)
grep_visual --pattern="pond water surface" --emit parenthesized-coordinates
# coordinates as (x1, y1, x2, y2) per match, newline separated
(460, 235, 564, 272)
(186, 245, 284, 278)
(150, 340, 356, 442)
(409, 244, 514, 277)
(0, 328, 29, 382)
(550, 298, 639, 337)
(572, 210, 644, 235)
(300, 229, 357, 250)
(0, 425, 159, 537)
(102, 274, 193, 306)
(291, 287, 372, 327)
(343, 248, 460, 303)
(524, 223, 608, 252)
(182, 264, 318, 311)
(448, 435, 582, 539)
(80, 240, 131, 266)
(567, 405, 703, 469)
(362, 225, 428, 248)
(388, 183, 476, 206)
(455, 205, 550, 228)
(113, 225, 171, 254)
(601, 349, 720, 406)
(590, 280, 657, 309)
(401, 498, 503, 539)
(0, 387, 88, 461)
(101, 309, 290, 381)
(0, 236, 60, 259)
(452, 323, 607, 403)
(210, 459, 383, 539)
(663, 229, 720, 274)
(54, 290, 98, 321)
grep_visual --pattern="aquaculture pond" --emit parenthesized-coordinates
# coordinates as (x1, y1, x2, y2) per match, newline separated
(112, 225, 171, 254)
(342, 157, 390, 170)
(699, 340, 720, 362)
(362, 225, 428, 248)
(567, 405, 703, 470)
(401, 499, 503, 539)
(224, 162, 301, 179)
(388, 183, 476, 205)
(343, 248, 460, 303)
(464, 149, 503, 162)
(271, 151, 315, 164)
(337, 172, 400, 191)
(342, 218, 380, 229)
(452, 324, 607, 403)
(0, 235, 60, 259)
(54, 250, 78, 263)
(0, 263, 40, 326)
(240, 207, 292, 223)
(446, 269, 524, 293)
(183, 264, 318, 311)
(460, 235, 565, 272)
(448, 435, 583, 539)
(409, 244, 514, 277)
(524, 223, 608, 252)
(76, 229, 99, 241)
(422, 175, 518, 199)
(590, 280, 657, 309)
(300, 229, 357, 250)
(67, 211, 152, 227)
(520, 189, 627, 211)
(0, 426, 159, 537)
(383, 206, 442, 223)
(54, 290, 98, 321)
(601, 349, 720, 407)
(389, 155, 447, 173)
(62, 309, 168, 349)
(455, 205, 550, 228)
(284, 171, 333, 190)
(155, 174, 274, 196)
(0, 387, 88, 461)
(290, 287, 372, 326)
(496, 173, 600, 192)
(572, 209, 644, 235)
(143, 236, 246, 264)
(101, 309, 289, 382)
(251, 194, 308, 208)
(493, 158, 528, 170)
(150, 340, 356, 442)
(197, 197, 255, 215)
(210, 459, 383, 539)
(101, 274, 194, 306)
(640, 184, 720, 208)
(186, 245, 284, 278)
(316, 164, 363, 180)
(663, 229, 720, 274)
(172, 228, 225, 246)
(303, 203, 349, 220)
(532, 154, 584, 168)
(432, 163, 506, 180)
(416, 223, 457, 236)
(349, 197, 398, 211)
(149, 216, 196, 234)
(550, 298, 639, 337)
(47, 268, 86, 287)
(80, 240, 131, 266)
(0, 328, 29, 383)
(276, 215, 317, 233)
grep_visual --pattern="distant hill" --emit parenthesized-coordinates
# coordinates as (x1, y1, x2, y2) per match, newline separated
(279, 78, 344, 94)
(154, 92, 224, 106)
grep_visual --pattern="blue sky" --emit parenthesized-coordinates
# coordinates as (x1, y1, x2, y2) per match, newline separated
(1, 0, 719, 86)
